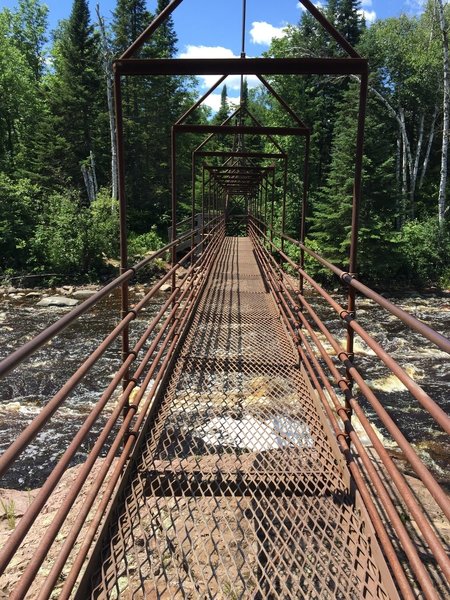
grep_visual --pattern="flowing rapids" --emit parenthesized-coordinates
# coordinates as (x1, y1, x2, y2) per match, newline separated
(308, 291, 450, 483)
(0, 288, 448, 489)
(0, 288, 162, 489)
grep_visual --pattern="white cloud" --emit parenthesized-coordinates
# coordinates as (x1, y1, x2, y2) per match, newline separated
(361, 0, 372, 6)
(250, 21, 288, 45)
(359, 9, 377, 24)
(179, 44, 260, 93)
(297, 1, 324, 9)
(179, 45, 238, 60)
(202, 92, 240, 113)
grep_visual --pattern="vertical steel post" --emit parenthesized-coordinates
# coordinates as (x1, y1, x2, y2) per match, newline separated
(202, 165, 206, 250)
(271, 167, 275, 242)
(171, 127, 177, 301)
(191, 153, 196, 265)
(281, 157, 288, 254)
(264, 174, 269, 248)
(241, 0, 246, 59)
(345, 70, 368, 437)
(245, 193, 249, 234)
(261, 174, 267, 233)
(300, 136, 310, 295)
(208, 170, 212, 244)
(114, 71, 130, 400)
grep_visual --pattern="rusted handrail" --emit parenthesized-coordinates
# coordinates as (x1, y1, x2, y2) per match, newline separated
(251, 215, 450, 355)
(0, 219, 226, 598)
(0, 229, 198, 381)
(4, 226, 225, 598)
(250, 230, 442, 596)
(0, 222, 223, 479)
(250, 218, 450, 435)
(249, 219, 450, 597)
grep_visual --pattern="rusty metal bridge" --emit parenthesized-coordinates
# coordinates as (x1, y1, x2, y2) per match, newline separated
(1, 1, 450, 598)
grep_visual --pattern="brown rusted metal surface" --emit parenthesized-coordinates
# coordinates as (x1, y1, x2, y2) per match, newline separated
(114, 57, 369, 77)
(80, 237, 399, 600)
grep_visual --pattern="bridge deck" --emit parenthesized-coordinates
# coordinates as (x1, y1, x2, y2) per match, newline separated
(85, 237, 397, 599)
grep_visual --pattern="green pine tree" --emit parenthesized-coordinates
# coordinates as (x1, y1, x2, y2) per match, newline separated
(336, 0, 363, 48)
(310, 84, 398, 281)
(112, 0, 151, 56)
(42, 0, 107, 198)
(214, 85, 230, 124)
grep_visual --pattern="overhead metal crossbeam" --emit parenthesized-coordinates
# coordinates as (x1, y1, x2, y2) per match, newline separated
(114, 57, 368, 77)
(196, 151, 285, 159)
(175, 124, 309, 136)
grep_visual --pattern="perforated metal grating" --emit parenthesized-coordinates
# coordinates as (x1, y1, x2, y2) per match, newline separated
(84, 237, 398, 599)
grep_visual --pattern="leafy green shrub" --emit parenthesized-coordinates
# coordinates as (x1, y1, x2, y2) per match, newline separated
(31, 190, 89, 274)
(399, 218, 450, 287)
(0, 174, 40, 272)
(30, 188, 119, 279)
(88, 190, 120, 262)
(128, 226, 164, 258)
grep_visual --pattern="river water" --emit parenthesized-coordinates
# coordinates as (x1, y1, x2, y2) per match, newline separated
(0, 288, 448, 489)
(0, 287, 162, 489)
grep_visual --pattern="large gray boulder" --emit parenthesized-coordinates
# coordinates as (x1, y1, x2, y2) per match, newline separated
(36, 296, 79, 307)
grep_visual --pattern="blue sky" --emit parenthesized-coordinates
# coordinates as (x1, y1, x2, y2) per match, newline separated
(1, 0, 427, 109)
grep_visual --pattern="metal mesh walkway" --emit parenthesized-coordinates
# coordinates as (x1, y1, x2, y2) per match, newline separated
(86, 237, 397, 599)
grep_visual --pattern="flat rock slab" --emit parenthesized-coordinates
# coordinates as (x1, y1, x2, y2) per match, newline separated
(36, 296, 79, 307)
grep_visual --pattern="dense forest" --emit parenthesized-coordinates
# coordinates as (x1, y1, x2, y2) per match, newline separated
(0, 0, 449, 288)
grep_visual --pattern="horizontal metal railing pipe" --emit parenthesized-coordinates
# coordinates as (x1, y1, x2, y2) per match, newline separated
(275, 271, 450, 583)
(58, 227, 224, 598)
(289, 241, 450, 355)
(254, 231, 418, 594)
(0, 284, 187, 574)
(0, 283, 184, 578)
(53, 226, 225, 596)
(0, 230, 198, 381)
(250, 228, 446, 597)
(296, 288, 450, 521)
(0, 224, 224, 581)
(294, 328, 432, 599)
(0, 232, 210, 478)
(251, 216, 450, 355)
(9, 223, 225, 598)
(21, 284, 197, 598)
(251, 221, 450, 521)
(250, 218, 450, 434)
(58, 234, 225, 598)
(12, 318, 181, 600)
(295, 344, 416, 599)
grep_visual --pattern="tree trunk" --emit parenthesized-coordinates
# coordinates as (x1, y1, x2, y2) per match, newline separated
(437, 0, 449, 226)
(402, 135, 408, 226)
(396, 131, 402, 229)
(96, 5, 118, 204)
(82, 163, 95, 204)
(419, 105, 438, 189)
(410, 112, 425, 219)
(90, 151, 98, 197)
